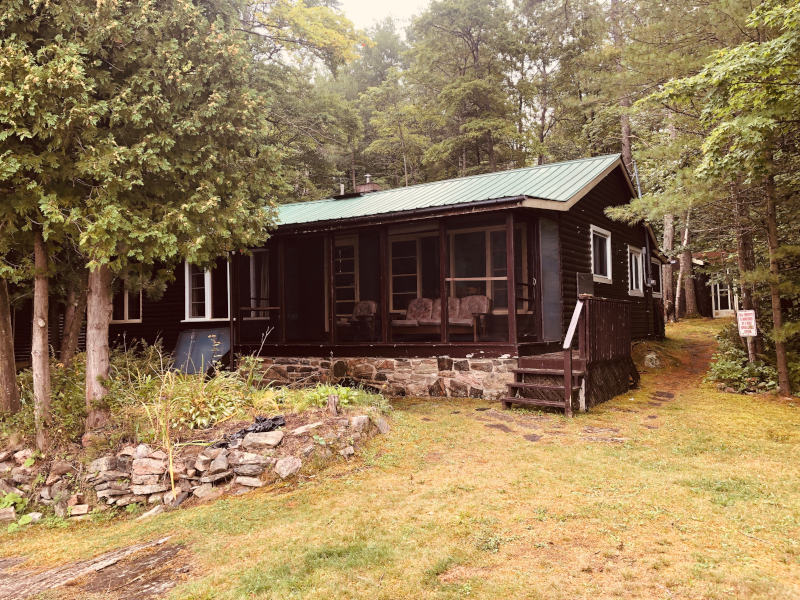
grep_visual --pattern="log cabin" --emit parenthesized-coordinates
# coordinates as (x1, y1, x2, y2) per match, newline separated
(13, 154, 666, 414)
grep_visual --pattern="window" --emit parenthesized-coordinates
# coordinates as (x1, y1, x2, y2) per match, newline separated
(389, 235, 438, 312)
(628, 246, 644, 296)
(184, 260, 230, 321)
(713, 283, 732, 312)
(334, 238, 358, 318)
(448, 227, 526, 312)
(650, 259, 662, 297)
(246, 250, 270, 318)
(590, 225, 612, 283)
(111, 284, 142, 323)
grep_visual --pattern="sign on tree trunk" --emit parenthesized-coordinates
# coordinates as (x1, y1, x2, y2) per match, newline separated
(737, 310, 757, 338)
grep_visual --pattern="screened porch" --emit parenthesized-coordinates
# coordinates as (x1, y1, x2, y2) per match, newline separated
(229, 210, 563, 357)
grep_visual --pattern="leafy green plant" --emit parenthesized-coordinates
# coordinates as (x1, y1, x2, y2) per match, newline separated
(0, 492, 28, 512)
(706, 332, 779, 393)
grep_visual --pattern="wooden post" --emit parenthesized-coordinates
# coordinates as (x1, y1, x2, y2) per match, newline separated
(379, 227, 390, 343)
(506, 212, 517, 345)
(228, 252, 236, 369)
(563, 347, 573, 418)
(327, 233, 336, 345)
(439, 219, 448, 343)
(578, 296, 588, 361)
(277, 238, 286, 343)
(327, 394, 340, 416)
(526, 217, 538, 341)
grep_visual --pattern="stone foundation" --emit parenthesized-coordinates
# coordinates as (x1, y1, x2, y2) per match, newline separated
(257, 355, 518, 399)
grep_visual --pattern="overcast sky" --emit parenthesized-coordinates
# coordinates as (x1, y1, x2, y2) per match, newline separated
(337, 0, 431, 30)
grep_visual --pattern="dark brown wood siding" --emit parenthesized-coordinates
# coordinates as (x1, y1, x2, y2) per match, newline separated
(558, 166, 656, 340)
(109, 265, 188, 350)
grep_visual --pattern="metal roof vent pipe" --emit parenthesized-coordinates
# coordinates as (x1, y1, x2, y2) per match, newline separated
(355, 173, 381, 194)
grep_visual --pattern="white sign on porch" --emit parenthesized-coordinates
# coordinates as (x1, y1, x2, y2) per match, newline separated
(737, 310, 757, 337)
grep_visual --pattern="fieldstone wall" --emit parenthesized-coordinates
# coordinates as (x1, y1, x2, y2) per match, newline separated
(259, 355, 517, 399)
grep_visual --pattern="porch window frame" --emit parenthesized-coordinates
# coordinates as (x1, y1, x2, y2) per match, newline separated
(447, 225, 528, 315)
(110, 283, 143, 324)
(627, 245, 644, 297)
(590, 224, 612, 284)
(183, 260, 231, 322)
(388, 232, 436, 313)
(650, 258, 663, 298)
(334, 234, 360, 320)
(244, 249, 271, 321)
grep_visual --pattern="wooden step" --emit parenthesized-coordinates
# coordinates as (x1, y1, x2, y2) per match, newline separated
(496, 397, 567, 408)
(513, 367, 585, 377)
(507, 382, 581, 392)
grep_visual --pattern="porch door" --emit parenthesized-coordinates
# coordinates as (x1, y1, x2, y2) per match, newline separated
(284, 237, 327, 342)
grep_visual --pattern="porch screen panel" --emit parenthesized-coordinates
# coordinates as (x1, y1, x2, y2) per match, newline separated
(420, 236, 440, 299)
(540, 218, 562, 341)
(391, 240, 417, 312)
(452, 231, 487, 298)
(334, 243, 356, 318)
(210, 259, 229, 319)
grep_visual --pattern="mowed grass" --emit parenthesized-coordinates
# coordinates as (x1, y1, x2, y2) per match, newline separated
(3, 319, 800, 599)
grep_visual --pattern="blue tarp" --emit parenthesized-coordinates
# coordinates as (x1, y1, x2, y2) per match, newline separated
(173, 328, 230, 374)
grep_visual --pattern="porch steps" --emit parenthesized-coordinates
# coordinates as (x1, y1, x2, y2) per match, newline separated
(498, 356, 586, 414)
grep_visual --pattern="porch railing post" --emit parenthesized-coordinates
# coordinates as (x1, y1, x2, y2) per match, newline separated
(439, 219, 448, 343)
(228, 251, 236, 369)
(379, 226, 390, 343)
(506, 212, 517, 345)
(277, 237, 286, 344)
(563, 347, 573, 418)
(327, 233, 336, 345)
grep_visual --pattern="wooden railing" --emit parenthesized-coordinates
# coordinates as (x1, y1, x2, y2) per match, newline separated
(580, 297, 632, 363)
(562, 296, 633, 416)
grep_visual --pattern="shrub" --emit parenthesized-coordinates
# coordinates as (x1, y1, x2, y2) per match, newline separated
(706, 327, 778, 393)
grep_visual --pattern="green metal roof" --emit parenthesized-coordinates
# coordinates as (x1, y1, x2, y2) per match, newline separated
(276, 154, 623, 227)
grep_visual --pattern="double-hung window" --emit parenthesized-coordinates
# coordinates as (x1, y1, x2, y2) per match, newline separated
(111, 284, 142, 324)
(590, 225, 612, 283)
(628, 246, 644, 296)
(184, 260, 230, 321)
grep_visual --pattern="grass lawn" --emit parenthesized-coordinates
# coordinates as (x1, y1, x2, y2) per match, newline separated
(2, 319, 799, 599)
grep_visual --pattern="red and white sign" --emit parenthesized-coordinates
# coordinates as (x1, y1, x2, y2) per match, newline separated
(737, 310, 757, 337)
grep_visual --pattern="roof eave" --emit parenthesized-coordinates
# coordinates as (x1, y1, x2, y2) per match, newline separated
(274, 195, 528, 234)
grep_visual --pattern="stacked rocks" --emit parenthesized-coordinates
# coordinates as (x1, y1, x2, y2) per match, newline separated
(1, 411, 390, 520)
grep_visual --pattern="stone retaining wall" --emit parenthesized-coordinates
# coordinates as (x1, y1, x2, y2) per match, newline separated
(258, 355, 518, 399)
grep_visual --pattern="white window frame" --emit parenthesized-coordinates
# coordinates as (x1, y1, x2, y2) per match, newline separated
(590, 225, 612, 284)
(183, 260, 231, 322)
(650, 258, 662, 298)
(389, 233, 436, 313)
(627, 245, 644, 297)
(110, 284, 143, 324)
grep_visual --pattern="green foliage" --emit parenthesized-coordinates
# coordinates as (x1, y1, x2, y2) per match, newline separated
(0, 492, 27, 512)
(706, 327, 779, 393)
(275, 384, 388, 413)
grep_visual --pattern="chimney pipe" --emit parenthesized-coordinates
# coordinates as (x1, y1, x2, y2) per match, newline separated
(365, 173, 371, 184)
(339, 183, 345, 195)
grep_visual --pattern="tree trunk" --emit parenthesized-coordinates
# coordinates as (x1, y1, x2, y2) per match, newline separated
(662, 213, 675, 322)
(60, 270, 87, 368)
(764, 158, 791, 396)
(0, 279, 20, 413)
(85, 263, 113, 430)
(679, 210, 699, 317)
(32, 229, 51, 451)
(735, 185, 759, 361)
